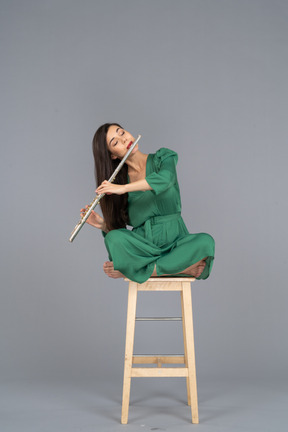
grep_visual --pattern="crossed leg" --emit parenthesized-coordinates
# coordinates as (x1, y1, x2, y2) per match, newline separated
(103, 258, 208, 279)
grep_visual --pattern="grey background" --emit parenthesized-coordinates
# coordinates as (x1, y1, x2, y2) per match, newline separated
(1, 0, 288, 430)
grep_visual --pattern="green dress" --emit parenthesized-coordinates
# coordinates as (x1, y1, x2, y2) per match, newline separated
(103, 148, 215, 284)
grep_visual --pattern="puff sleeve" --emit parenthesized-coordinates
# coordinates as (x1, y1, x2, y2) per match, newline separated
(145, 148, 178, 195)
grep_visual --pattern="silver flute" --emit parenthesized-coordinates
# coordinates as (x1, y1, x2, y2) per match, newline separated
(69, 134, 141, 242)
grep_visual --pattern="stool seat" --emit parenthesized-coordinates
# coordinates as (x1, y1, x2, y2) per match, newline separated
(121, 277, 199, 424)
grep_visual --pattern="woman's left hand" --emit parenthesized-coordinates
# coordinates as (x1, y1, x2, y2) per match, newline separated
(96, 180, 127, 195)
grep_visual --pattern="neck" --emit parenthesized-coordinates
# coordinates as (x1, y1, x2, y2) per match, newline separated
(125, 151, 148, 173)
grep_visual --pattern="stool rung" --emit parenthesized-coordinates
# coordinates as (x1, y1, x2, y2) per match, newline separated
(135, 316, 182, 321)
(133, 355, 185, 364)
(131, 368, 188, 377)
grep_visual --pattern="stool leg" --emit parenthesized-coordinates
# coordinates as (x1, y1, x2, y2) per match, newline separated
(121, 282, 138, 424)
(182, 282, 199, 424)
(181, 290, 191, 406)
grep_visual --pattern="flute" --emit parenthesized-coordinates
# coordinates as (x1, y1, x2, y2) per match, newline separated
(69, 134, 141, 242)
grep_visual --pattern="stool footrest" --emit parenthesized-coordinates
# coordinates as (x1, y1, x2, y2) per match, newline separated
(131, 367, 188, 377)
(135, 317, 182, 321)
(133, 355, 185, 364)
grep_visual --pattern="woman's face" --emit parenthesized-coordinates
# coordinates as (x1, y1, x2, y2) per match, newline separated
(106, 125, 137, 159)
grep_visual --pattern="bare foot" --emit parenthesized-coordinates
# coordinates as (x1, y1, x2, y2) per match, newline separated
(103, 261, 125, 279)
(151, 258, 207, 278)
(181, 259, 207, 278)
(191, 260, 206, 277)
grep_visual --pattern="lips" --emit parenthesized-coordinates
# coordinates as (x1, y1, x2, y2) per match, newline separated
(127, 141, 133, 149)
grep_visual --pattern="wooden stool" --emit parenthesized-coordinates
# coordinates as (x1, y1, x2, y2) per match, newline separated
(121, 277, 199, 424)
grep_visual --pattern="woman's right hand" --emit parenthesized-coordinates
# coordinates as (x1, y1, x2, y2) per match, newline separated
(80, 206, 106, 231)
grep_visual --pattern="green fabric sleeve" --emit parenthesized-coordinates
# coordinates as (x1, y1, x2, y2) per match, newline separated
(145, 148, 178, 195)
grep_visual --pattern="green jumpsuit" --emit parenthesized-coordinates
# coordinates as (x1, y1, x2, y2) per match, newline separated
(103, 148, 215, 284)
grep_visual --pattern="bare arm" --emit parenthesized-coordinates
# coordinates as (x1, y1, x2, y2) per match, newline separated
(96, 179, 152, 195)
(80, 180, 151, 233)
(125, 179, 152, 193)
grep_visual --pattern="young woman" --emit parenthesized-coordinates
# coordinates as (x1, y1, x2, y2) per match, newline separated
(81, 123, 215, 284)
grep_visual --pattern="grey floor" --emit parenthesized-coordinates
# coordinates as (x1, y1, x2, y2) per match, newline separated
(0, 376, 287, 432)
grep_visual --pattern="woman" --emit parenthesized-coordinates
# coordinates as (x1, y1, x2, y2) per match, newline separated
(81, 123, 215, 284)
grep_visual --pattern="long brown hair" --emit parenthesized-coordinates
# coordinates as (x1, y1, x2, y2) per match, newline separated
(92, 123, 129, 231)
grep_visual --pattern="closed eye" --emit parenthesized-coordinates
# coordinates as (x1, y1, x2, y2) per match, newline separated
(110, 129, 124, 147)
(113, 129, 124, 145)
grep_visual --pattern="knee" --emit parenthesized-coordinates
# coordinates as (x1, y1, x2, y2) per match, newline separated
(104, 229, 119, 247)
(104, 229, 128, 249)
(205, 233, 214, 245)
(203, 233, 215, 253)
